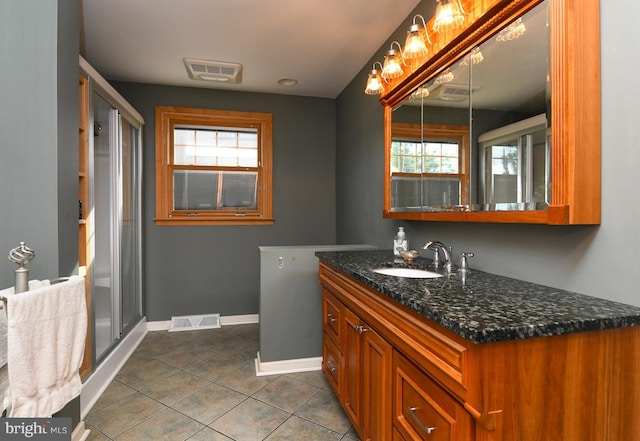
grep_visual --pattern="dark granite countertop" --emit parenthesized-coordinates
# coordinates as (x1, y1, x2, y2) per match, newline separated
(315, 249, 640, 344)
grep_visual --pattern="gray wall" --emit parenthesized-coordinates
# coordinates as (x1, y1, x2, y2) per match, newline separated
(0, 0, 79, 290)
(336, 0, 640, 308)
(0, 0, 81, 426)
(111, 82, 337, 321)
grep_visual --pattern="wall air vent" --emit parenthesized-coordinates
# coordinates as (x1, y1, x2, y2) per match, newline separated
(183, 58, 243, 84)
(435, 83, 481, 101)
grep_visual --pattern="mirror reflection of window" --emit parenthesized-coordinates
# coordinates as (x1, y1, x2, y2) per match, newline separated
(391, 123, 469, 211)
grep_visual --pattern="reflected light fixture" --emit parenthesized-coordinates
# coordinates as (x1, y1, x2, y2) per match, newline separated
(364, 62, 385, 95)
(496, 17, 526, 41)
(381, 41, 405, 81)
(435, 68, 454, 84)
(432, 0, 466, 32)
(410, 86, 430, 100)
(461, 47, 484, 65)
(403, 15, 432, 61)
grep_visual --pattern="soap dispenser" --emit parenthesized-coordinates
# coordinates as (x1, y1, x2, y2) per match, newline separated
(394, 227, 408, 256)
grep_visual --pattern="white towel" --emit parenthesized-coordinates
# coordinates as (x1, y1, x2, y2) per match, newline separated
(0, 280, 51, 368)
(6, 276, 87, 417)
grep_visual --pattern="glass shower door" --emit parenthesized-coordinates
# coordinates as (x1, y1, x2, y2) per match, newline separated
(92, 91, 143, 362)
(119, 117, 142, 333)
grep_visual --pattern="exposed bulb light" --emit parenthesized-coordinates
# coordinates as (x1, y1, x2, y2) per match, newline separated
(403, 15, 432, 62)
(432, 0, 466, 33)
(411, 86, 430, 100)
(461, 47, 484, 65)
(435, 68, 454, 84)
(381, 41, 405, 81)
(496, 17, 526, 41)
(365, 62, 385, 95)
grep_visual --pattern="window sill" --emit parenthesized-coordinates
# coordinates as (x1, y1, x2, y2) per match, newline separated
(154, 216, 275, 226)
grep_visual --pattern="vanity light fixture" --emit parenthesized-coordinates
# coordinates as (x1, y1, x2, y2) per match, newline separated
(365, 62, 385, 95)
(435, 68, 454, 84)
(381, 41, 405, 81)
(410, 86, 430, 99)
(403, 15, 432, 61)
(432, 0, 466, 32)
(461, 47, 484, 65)
(496, 17, 526, 41)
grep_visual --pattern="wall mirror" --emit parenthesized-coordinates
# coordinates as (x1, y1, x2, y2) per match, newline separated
(381, 0, 600, 224)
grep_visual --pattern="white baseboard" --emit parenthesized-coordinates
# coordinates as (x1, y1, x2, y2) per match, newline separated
(254, 351, 322, 376)
(72, 420, 90, 441)
(80, 318, 147, 418)
(147, 314, 259, 331)
(220, 314, 259, 325)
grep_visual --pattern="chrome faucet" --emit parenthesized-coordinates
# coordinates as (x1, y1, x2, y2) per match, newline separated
(422, 241, 456, 273)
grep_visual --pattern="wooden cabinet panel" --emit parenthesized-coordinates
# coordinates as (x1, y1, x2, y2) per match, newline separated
(320, 261, 640, 441)
(322, 332, 342, 397)
(394, 352, 473, 441)
(343, 307, 363, 428)
(323, 288, 342, 347)
(362, 323, 392, 441)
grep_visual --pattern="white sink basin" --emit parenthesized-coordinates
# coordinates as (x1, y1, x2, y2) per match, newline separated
(372, 267, 443, 278)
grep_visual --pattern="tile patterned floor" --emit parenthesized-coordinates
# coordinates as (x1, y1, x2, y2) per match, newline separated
(86, 324, 360, 441)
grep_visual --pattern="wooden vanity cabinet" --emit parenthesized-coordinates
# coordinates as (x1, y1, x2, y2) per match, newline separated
(323, 288, 392, 440)
(319, 261, 640, 441)
(321, 265, 470, 441)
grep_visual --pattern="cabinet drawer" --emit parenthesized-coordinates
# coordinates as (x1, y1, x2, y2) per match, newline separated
(323, 289, 342, 346)
(394, 352, 473, 441)
(323, 334, 342, 396)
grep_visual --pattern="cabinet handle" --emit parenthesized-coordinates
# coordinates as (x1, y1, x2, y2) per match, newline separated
(353, 324, 368, 334)
(408, 407, 436, 435)
(327, 313, 336, 323)
(326, 360, 337, 373)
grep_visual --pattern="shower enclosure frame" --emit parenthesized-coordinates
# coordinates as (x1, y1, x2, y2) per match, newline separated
(80, 57, 144, 372)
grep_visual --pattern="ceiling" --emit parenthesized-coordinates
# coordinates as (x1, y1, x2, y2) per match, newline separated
(81, 0, 421, 99)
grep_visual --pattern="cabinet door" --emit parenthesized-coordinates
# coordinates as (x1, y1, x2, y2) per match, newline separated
(323, 331, 343, 397)
(393, 352, 474, 441)
(343, 307, 363, 428)
(362, 323, 393, 441)
(323, 288, 342, 347)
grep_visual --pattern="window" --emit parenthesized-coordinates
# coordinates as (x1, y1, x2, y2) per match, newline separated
(391, 122, 469, 209)
(155, 106, 273, 225)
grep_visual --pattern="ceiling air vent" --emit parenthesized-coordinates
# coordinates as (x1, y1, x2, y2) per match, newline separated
(435, 83, 480, 101)
(183, 58, 243, 83)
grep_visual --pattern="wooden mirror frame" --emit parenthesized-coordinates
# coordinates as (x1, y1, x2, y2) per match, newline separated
(381, 0, 600, 224)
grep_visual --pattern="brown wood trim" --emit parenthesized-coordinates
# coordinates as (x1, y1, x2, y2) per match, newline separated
(382, 0, 601, 225)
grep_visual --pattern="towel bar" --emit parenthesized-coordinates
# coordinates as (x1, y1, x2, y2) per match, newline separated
(0, 277, 71, 311)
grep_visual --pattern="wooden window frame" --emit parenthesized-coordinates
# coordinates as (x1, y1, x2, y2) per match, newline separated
(391, 122, 470, 206)
(155, 106, 273, 225)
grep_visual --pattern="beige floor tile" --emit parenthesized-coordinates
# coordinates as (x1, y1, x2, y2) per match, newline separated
(90, 380, 137, 412)
(252, 376, 320, 412)
(210, 397, 289, 441)
(182, 351, 246, 382)
(172, 383, 246, 425)
(264, 415, 342, 441)
(225, 323, 259, 341)
(153, 346, 212, 369)
(85, 326, 355, 441)
(141, 371, 211, 406)
(85, 424, 109, 441)
(85, 392, 166, 438)
(295, 389, 352, 434)
(287, 369, 331, 389)
(113, 408, 203, 441)
(115, 356, 180, 390)
(186, 426, 234, 441)
(215, 362, 278, 396)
